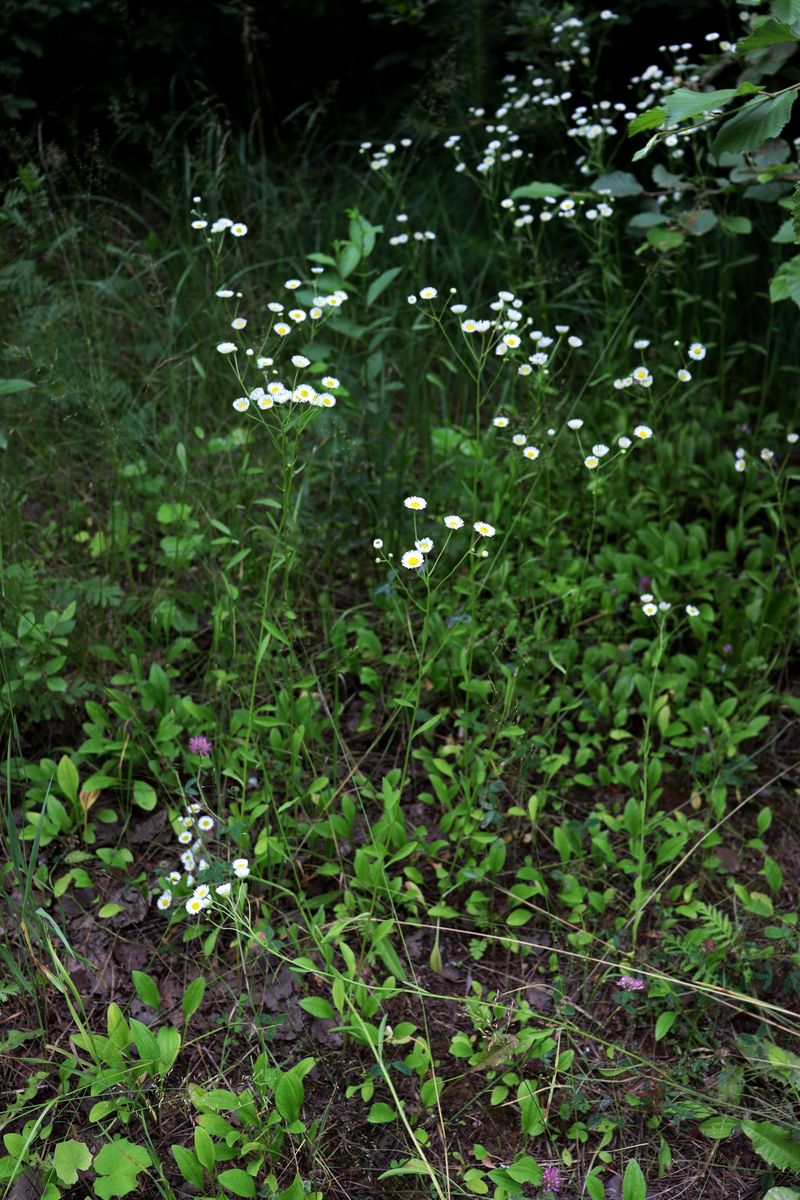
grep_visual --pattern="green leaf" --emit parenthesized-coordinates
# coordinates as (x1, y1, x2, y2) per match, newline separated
(156, 1024, 181, 1073)
(275, 1070, 303, 1123)
(654, 1011, 678, 1041)
(742, 1120, 800, 1171)
(763, 1189, 800, 1200)
(506, 908, 533, 926)
(93, 1139, 151, 1198)
(277, 1173, 306, 1200)
(0, 378, 36, 395)
(511, 181, 567, 199)
(98, 903, 124, 918)
(770, 254, 800, 306)
(771, 0, 800, 17)
(738, 17, 798, 51)
(721, 215, 752, 235)
(628, 107, 666, 136)
(711, 93, 797, 159)
(171, 1144, 204, 1189)
(299, 996, 335, 1019)
(218, 1167, 256, 1197)
(194, 1126, 215, 1171)
(379, 1159, 432, 1178)
(129, 1017, 160, 1065)
(664, 88, 738, 123)
(623, 1159, 647, 1200)
(57, 755, 79, 804)
(367, 1102, 398, 1123)
(131, 971, 160, 1011)
(182, 975, 205, 1021)
(54, 1139, 92, 1185)
(699, 1116, 740, 1138)
(366, 267, 402, 307)
(132, 780, 157, 811)
(593, 171, 643, 197)
(678, 209, 718, 236)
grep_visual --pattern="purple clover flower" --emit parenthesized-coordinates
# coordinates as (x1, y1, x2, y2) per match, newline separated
(188, 735, 213, 758)
(542, 1164, 561, 1193)
(619, 975, 645, 991)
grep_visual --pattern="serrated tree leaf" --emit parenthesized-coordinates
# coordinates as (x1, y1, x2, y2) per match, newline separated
(770, 254, 800, 306)
(738, 17, 798, 51)
(742, 1120, 800, 1171)
(663, 88, 738, 123)
(711, 92, 796, 159)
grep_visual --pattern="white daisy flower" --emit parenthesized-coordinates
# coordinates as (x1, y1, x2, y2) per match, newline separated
(216, 342, 237, 354)
(567, 418, 584, 430)
(192, 884, 211, 900)
(473, 521, 496, 537)
(232, 858, 250, 878)
(177, 830, 193, 845)
(461, 319, 478, 333)
(642, 602, 658, 616)
(373, 538, 383, 549)
(274, 323, 291, 336)
(633, 425, 653, 439)
(415, 537, 434, 553)
(760, 448, 774, 462)
(401, 549, 425, 569)
(734, 458, 746, 473)
(658, 601, 671, 611)
(677, 368, 691, 382)
(322, 376, 340, 388)
(593, 444, 610, 457)
(523, 446, 540, 460)
(688, 342, 706, 360)
(419, 286, 438, 299)
(211, 218, 233, 233)
(685, 605, 699, 617)
(157, 893, 171, 910)
(618, 436, 632, 449)
(444, 515, 464, 529)
(230, 223, 248, 237)
(518, 364, 533, 376)
(289, 309, 306, 322)
(493, 416, 509, 428)
(284, 279, 302, 290)
(291, 355, 310, 368)
(584, 455, 599, 469)
(404, 496, 427, 510)
(215, 882, 232, 896)
(216, 288, 234, 298)
(191, 219, 208, 229)
(180, 851, 195, 870)
(293, 384, 316, 403)
(257, 356, 273, 368)
(787, 432, 798, 444)
(633, 339, 650, 350)
(512, 433, 527, 446)
(318, 393, 336, 407)
(198, 816, 214, 832)
(185, 896, 204, 915)
(168, 871, 182, 885)
(568, 336, 583, 348)
(503, 333, 521, 348)
(230, 317, 247, 330)
(267, 301, 284, 313)
(232, 397, 250, 412)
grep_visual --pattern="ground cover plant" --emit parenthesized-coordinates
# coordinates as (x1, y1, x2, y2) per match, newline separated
(1, 1, 800, 1198)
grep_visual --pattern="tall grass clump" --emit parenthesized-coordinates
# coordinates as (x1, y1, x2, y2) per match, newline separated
(1, 3, 799, 1199)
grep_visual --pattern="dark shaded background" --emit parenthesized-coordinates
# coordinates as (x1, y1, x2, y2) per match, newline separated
(2, 0, 728, 175)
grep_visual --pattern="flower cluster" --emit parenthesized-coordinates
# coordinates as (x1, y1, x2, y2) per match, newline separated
(359, 137, 413, 172)
(638, 590, 701, 619)
(374, 496, 497, 575)
(154, 789, 251, 915)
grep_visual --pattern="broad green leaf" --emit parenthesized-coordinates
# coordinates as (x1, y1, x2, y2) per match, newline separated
(366, 267, 402, 307)
(299, 996, 335, 1019)
(770, 255, 800, 305)
(132, 780, 157, 811)
(699, 1116, 740, 1138)
(129, 1017, 160, 1064)
(275, 1070, 303, 1123)
(763, 1189, 800, 1200)
(511, 181, 567, 199)
(194, 1126, 215, 1170)
(678, 209, 718, 236)
(379, 1159, 432, 1178)
(54, 1139, 92, 1184)
(654, 1011, 678, 1041)
(57, 755, 79, 804)
(156, 1025, 181, 1073)
(721, 215, 752, 235)
(277, 1173, 306, 1200)
(742, 1120, 800, 1171)
(506, 908, 533, 926)
(367, 1102, 398, 1123)
(622, 1158, 647, 1200)
(771, 0, 800, 16)
(131, 971, 160, 1011)
(0, 378, 35, 394)
(171, 1144, 204, 1189)
(663, 87, 738, 123)
(98, 903, 124, 918)
(627, 107, 665, 136)
(592, 171, 643, 197)
(218, 1167, 256, 1197)
(182, 975, 205, 1021)
(711, 93, 797, 159)
(93, 1139, 151, 1198)
(738, 17, 798, 51)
